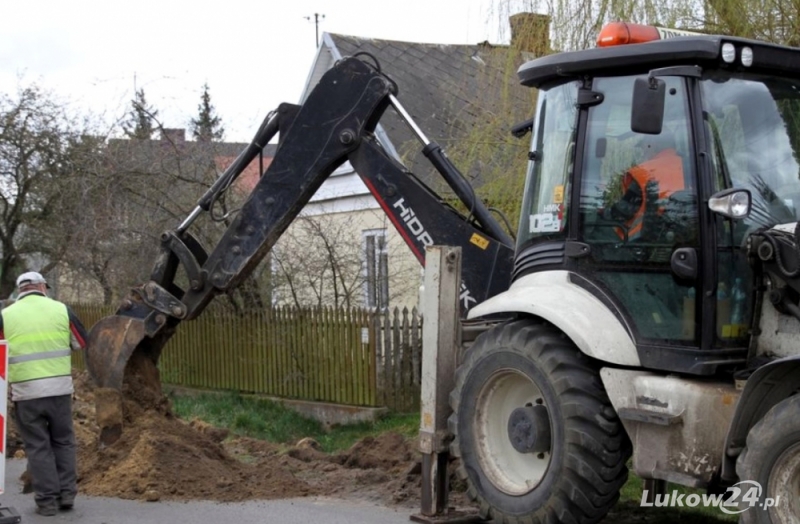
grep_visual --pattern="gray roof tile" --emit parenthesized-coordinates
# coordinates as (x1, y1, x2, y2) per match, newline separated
(325, 34, 535, 189)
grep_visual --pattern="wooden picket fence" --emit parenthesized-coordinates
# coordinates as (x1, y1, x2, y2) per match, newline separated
(71, 304, 422, 412)
(373, 307, 422, 412)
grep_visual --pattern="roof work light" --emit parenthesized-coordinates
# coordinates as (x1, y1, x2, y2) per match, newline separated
(597, 22, 701, 47)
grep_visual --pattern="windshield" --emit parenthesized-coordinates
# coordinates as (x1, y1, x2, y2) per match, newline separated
(702, 75, 800, 229)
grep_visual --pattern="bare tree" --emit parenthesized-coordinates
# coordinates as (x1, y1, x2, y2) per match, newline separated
(0, 83, 100, 297)
(72, 125, 275, 311)
(271, 215, 362, 308)
(55, 123, 235, 305)
(271, 212, 417, 310)
(493, 0, 800, 52)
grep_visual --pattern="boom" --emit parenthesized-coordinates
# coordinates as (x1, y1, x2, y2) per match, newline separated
(86, 55, 514, 444)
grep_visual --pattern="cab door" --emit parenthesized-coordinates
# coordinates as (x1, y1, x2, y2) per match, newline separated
(576, 75, 702, 353)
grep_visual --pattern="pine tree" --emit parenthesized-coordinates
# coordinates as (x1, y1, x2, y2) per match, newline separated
(122, 88, 158, 140)
(190, 83, 224, 142)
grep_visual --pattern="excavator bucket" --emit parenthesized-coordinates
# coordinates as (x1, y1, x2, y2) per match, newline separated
(86, 316, 146, 390)
(85, 315, 146, 447)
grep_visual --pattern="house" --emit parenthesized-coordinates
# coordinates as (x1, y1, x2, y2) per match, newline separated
(269, 13, 547, 311)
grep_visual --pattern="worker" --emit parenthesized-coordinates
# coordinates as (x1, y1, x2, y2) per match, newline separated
(0, 272, 88, 516)
(606, 131, 686, 241)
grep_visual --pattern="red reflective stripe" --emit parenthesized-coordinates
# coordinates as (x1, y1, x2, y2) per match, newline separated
(0, 341, 6, 381)
(615, 215, 643, 240)
(628, 217, 644, 239)
(70, 324, 86, 349)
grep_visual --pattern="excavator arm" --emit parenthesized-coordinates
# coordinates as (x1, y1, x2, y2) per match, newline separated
(86, 55, 515, 445)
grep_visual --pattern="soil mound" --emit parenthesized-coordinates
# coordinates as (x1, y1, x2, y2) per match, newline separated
(8, 369, 468, 509)
(337, 432, 415, 470)
(73, 370, 317, 502)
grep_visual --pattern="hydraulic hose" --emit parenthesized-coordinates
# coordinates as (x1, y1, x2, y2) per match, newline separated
(178, 111, 281, 233)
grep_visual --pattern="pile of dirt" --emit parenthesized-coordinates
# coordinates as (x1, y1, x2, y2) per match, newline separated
(10, 369, 466, 509)
(277, 431, 431, 506)
(71, 370, 319, 502)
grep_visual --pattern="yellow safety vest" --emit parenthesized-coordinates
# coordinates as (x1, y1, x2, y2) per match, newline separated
(2, 294, 71, 385)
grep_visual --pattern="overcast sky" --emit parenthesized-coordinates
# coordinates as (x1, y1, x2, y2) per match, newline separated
(2, 0, 510, 143)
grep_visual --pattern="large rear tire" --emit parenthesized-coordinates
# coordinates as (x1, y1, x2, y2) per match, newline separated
(448, 318, 631, 524)
(736, 394, 800, 523)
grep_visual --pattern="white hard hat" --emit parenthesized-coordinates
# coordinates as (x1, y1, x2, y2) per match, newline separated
(16, 271, 48, 289)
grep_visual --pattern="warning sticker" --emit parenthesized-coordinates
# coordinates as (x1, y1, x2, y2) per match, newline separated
(470, 233, 490, 250)
(553, 185, 564, 204)
(722, 324, 748, 338)
(530, 213, 561, 233)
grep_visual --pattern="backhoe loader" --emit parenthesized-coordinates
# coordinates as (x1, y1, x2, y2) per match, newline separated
(87, 23, 800, 524)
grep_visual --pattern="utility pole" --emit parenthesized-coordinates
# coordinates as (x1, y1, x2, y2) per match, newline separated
(304, 13, 325, 48)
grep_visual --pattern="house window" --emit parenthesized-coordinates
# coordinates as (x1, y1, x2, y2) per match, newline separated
(363, 229, 389, 309)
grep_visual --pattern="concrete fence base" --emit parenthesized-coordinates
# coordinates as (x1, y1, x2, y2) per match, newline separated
(166, 385, 391, 427)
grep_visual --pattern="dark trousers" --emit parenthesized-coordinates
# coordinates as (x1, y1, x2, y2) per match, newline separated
(14, 395, 77, 508)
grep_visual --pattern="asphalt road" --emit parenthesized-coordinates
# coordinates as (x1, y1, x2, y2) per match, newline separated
(0, 459, 417, 524)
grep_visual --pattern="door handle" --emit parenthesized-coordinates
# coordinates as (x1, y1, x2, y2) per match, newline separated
(670, 247, 697, 281)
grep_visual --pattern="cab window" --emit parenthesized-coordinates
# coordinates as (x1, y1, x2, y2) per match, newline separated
(517, 81, 579, 248)
(578, 75, 699, 344)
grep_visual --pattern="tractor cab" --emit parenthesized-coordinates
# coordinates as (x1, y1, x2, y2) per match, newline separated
(513, 23, 800, 374)
(453, 23, 800, 524)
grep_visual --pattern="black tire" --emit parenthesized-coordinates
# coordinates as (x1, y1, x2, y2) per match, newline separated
(736, 394, 800, 524)
(448, 318, 631, 524)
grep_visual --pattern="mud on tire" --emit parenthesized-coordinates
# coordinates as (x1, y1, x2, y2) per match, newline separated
(448, 318, 631, 524)
(736, 394, 800, 524)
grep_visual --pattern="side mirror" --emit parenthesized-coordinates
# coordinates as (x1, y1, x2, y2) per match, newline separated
(511, 118, 534, 138)
(709, 188, 751, 219)
(631, 77, 666, 135)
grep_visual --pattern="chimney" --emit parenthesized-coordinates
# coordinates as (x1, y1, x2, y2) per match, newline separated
(509, 13, 551, 56)
(161, 128, 186, 144)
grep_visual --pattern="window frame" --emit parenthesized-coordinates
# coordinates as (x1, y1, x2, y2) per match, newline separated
(362, 228, 389, 310)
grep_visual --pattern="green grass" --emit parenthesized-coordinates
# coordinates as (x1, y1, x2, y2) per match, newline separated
(616, 473, 738, 523)
(168, 389, 418, 453)
(313, 412, 419, 451)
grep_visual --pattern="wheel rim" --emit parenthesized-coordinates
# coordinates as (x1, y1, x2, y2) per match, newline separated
(474, 367, 552, 495)
(768, 442, 800, 522)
